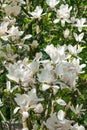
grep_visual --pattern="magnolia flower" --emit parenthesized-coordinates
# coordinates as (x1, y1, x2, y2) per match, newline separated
(70, 104, 85, 115)
(4, 4, 21, 16)
(45, 110, 72, 130)
(0, 21, 9, 36)
(68, 44, 83, 57)
(14, 88, 43, 118)
(73, 18, 87, 32)
(55, 61, 77, 88)
(54, 4, 72, 26)
(71, 58, 86, 74)
(29, 6, 43, 20)
(3, 16, 16, 26)
(7, 25, 24, 40)
(72, 123, 85, 130)
(56, 58, 85, 89)
(1, 25, 24, 41)
(6, 58, 39, 87)
(37, 66, 59, 94)
(46, 0, 60, 8)
(74, 33, 85, 43)
(45, 44, 67, 64)
(63, 28, 70, 38)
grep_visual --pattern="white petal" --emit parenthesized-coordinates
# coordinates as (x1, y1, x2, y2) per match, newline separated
(11, 85, 19, 92)
(1, 36, 8, 41)
(58, 110, 65, 121)
(79, 33, 84, 40)
(6, 81, 11, 91)
(42, 84, 50, 91)
(14, 107, 20, 114)
(23, 34, 32, 40)
(53, 19, 59, 24)
(53, 85, 59, 95)
(56, 99, 66, 106)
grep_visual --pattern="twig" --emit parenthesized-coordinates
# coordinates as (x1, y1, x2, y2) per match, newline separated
(0, 110, 6, 122)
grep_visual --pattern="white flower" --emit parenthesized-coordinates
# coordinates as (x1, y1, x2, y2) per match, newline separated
(55, 4, 72, 26)
(45, 110, 72, 130)
(29, 6, 43, 20)
(4, 4, 21, 16)
(73, 18, 87, 32)
(68, 44, 83, 57)
(71, 58, 86, 74)
(14, 88, 43, 118)
(38, 66, 59, 94)
(73, 33, 85, 43)
(72, 123, 85, 130)
(3, 16, 16, 26)
(55, 61, 77, 88)
(45, 44, 67, 63)
(1, 25, 24, 41)
(56, 98, 66, 106)
(6, 60, 30, 84)
(0, 22, 9, 36)
(6, 59, 39, 87)
(56, 58, 85, 89)
(70, 104, 85, 115)
(46, 0, 60, 8)
(7, 25, 24, 40)
(63, 28, 70, 38)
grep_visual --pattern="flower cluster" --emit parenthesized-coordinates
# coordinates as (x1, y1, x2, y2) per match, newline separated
(0, 0, 87, 130)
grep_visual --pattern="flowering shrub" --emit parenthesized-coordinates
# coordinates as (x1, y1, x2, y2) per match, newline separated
(0, 0, 87, 130)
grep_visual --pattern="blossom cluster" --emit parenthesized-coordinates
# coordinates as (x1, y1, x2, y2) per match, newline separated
(0, 0, 87, 130)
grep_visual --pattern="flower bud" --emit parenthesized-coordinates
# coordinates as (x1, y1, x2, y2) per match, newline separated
(63, 28, 70, 38)
(22, 111, 29, 118)
(34, 103, 43, 114)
